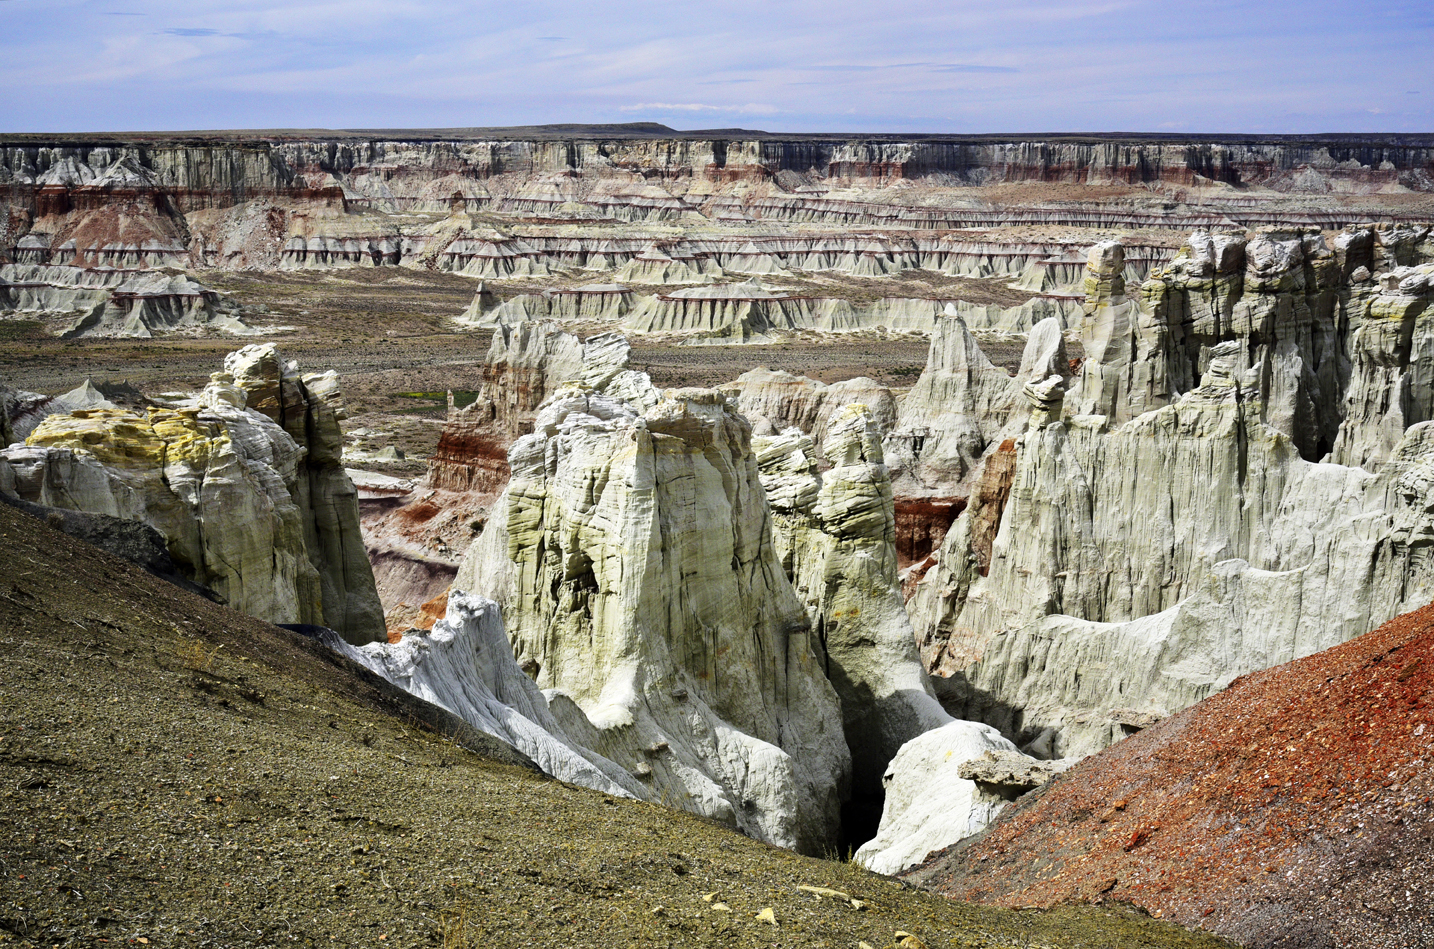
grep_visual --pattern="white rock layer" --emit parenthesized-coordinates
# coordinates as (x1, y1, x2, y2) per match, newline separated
(455, 372, 851, 852)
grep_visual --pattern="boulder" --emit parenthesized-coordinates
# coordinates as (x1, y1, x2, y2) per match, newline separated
(853, 721, 1021, 876)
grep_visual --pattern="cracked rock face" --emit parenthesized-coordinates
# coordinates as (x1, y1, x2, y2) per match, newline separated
(910, 360, 1434, 758)
(721, 368, 896, 452)
(754, 405, 949, 806)
(454, 368, 850, 853)
(224, 344, 385, 643)
(1073, 225, 1434, 463)
(0, 346, 384, 643)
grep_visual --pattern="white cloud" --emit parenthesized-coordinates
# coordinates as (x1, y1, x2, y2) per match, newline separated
(0, 0, 1429, 132)
(620, 102, 780, 115)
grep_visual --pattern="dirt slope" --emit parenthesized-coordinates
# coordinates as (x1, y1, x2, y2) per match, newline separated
(906, 604, 1434, 949)
(0, 500, 1231, 949)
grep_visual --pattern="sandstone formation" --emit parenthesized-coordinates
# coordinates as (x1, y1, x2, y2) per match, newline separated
(331, 591, 649, 799)
(438, 236, 550, 278)
(364, 326, 661, 634)
(453, 362, 851, 852)
(1072, 225, 1434, 463)
(361, 323, 589, 633)
(752, 406, 949, 813)
(624, 280, 798, 339)
(721, 369, 896, 451)
(459, 284, 633, 327)
(5, 378, 117, 442)
(852, 720, 1021, 876)
(909, 339, 1434, 758)
(0, 264, 249, 338)
(223, 345, 385, 642)
(612, 243, 722, 284)
(945, 297, 1084, 333)
(880, 315, 1070, 564)
(0, 346, 384, 643)
(908, 602, 1434, 949)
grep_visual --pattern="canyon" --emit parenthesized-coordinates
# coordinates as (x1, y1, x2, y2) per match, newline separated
(3, 126, 1434, 949)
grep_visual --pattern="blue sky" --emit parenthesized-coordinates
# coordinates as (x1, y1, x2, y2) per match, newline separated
(2, 0, 1430, 134)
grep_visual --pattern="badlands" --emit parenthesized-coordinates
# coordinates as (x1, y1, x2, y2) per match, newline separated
(3, 125, 1433, 948)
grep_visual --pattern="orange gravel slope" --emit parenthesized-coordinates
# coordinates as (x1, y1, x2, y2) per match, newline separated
(906, 602, 1434, 949)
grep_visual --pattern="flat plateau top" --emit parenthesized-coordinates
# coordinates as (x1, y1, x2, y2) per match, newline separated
(2, 124, 1434, 147)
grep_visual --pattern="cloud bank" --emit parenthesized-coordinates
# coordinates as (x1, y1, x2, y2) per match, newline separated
(0, 0, 1429, 133)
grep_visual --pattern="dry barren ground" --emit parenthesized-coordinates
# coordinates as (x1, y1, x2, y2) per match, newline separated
(0, 501, 1235, 949)
(1, 269, 1042, 472)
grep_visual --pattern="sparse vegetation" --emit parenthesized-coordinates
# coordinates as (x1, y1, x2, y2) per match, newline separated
(0, 498, 1234, 949)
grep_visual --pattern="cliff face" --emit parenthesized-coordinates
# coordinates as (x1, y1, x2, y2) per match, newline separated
(1074, 224, 1434, 462)
(4, 137, 1432, 202)
(0, 347, 385, 643)
(753, 407, 949, 805)
(456, 376, 850, 853)
(3, 136, 1430, 271)
(908, 343, 1434, 758)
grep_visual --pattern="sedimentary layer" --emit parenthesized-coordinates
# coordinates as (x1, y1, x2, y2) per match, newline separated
(906, 602, 1434, 949)
(0, 345, 384, 642)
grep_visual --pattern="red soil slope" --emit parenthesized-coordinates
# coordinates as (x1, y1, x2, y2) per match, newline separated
(906, 602, 1434, 949)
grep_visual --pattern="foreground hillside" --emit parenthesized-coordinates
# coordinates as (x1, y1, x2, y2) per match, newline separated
(0, 501, 1230, 949)
(907, 603, 1434, 949)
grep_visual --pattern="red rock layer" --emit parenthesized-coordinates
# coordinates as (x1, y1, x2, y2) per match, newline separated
(894, 497, 965, 568)
(968, 439, 1018, 577)
(906, 602, 1434, 949)
(426, 423, 511, 494)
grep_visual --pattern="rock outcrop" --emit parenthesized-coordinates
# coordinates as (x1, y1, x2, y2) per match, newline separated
(0, 347, 384, 643)
(881, 315, 1070, 563)
(454, 368, 850, 852)
(459, 284, 633, 328)
(363, 325, 662, 635)
(0, 264, 250, 338)
(624, 280, 799, 339)
(223, 345, 385, 642)
(722, 369, 896, 451)
(852, 720, 1021, 876)
(1072, 225, 1434, 462)
(612, 243, 722, 285)
(909, 344, 1434, 757)
(1330, 258, 1434, 467)
(5, 378, 117, 442)
(907, 601, 1434, 949)
(331, 591, 649, 799)
(753, 406, 949, 825)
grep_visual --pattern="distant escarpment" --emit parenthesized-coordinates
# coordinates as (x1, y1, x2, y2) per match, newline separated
(3, 134, 1432, 272)
(3, 136, 1433, 205)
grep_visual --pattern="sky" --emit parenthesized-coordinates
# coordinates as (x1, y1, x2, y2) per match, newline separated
(1, 0, 1431, 135)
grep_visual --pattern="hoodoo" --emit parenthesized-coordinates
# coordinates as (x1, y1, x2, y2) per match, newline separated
(0, 345, 385, 643)
(452, 359, 850, 852)
(902, 227, 1434, 761)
